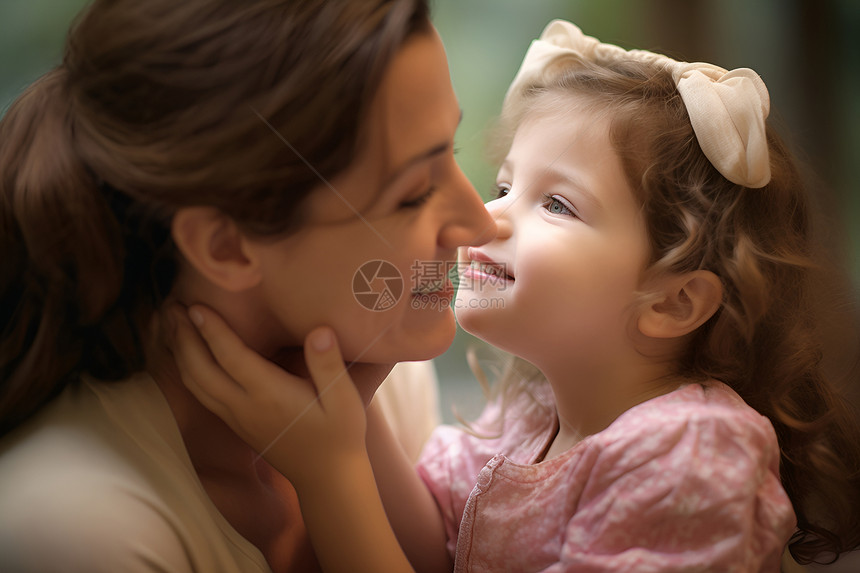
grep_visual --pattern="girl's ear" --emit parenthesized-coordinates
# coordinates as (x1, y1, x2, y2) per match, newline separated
(171, 207, 263, 292)
(638, 270, 723, 339)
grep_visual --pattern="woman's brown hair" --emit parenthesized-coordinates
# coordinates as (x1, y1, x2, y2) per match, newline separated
(0, 0, 430, 435)
(495, 55, 860, 564)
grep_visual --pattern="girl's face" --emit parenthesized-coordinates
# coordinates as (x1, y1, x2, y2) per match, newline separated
(455, 105, 651, 370)
(249, 28, 496, 364)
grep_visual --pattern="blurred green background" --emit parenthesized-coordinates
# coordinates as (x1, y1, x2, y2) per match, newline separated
(2, 0, 858, 421)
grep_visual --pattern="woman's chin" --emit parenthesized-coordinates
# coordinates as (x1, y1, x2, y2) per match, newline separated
(398, 321, 457, 362)
(341, 317, 456, 365)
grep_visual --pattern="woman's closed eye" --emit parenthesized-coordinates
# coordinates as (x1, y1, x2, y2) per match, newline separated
(399, 186, 437, 209)
(541, 194, 577, 218)
(399, 147, 461, 210)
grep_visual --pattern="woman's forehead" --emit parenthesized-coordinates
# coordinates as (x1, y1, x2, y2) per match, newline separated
(294, 30, 461, 224)
(363, 27, 461, 179)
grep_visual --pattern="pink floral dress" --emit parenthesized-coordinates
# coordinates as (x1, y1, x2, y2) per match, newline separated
(417, 381, 796, 572)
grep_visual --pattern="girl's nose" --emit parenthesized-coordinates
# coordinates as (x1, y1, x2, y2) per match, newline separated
(484, 196, 513, 240)
(437, 165, 497, 248)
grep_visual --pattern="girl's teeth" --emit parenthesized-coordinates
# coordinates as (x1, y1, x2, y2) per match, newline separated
(471, 260, 508, 279)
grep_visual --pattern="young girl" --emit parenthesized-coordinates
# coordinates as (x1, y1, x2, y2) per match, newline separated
(171, 20, 860, 572)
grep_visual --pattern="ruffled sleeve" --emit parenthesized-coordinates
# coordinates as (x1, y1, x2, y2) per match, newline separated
(553, 393, 796, 572)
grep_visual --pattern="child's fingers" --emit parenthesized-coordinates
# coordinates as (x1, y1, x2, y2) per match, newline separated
(303, 327, 361, 414)
(184, 305, 270, 386)
(185, 304, 305, 397)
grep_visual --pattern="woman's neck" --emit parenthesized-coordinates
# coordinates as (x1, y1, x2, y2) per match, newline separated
(145, 317, 394, 477)
(146, 334, 325, 572)
(147, 340, 265, 478)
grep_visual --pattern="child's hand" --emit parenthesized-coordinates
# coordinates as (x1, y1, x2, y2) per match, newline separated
(166, 304, 417, 573)
(167, 304, 367, 489)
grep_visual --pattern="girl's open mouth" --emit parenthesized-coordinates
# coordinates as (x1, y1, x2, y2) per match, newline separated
(467, 260, 513, 282)
(460, 257, 514, 288)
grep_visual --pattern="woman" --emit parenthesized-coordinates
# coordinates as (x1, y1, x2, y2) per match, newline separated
(0, 1, 495, 571)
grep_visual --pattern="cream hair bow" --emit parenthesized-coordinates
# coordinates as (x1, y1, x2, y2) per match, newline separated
(505, 20, 771, 188)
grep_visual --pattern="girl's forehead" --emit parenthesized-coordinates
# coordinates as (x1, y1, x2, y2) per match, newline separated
(524, 90, 610, 126)
(511, 102, 612, 158)
(503, 105, 640, 219)
(494, 91, 608, 156)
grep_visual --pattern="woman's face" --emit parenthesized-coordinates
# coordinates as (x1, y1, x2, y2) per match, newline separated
(249, 28, 496, 363)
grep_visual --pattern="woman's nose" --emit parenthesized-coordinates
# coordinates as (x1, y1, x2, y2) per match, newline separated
(437, 165, 497, 249)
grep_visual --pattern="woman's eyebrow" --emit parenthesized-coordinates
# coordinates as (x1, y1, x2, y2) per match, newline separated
(383, 109, 463, 188)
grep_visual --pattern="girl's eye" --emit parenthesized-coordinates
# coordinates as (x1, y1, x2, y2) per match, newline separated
(399, 186, 437, 209)
(542, 194, 576, 217)
(494, 184, 511, 200)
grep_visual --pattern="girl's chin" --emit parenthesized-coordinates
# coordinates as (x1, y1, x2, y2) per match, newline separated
(454, 313, 520, 358)
(453, 305, 490, 338)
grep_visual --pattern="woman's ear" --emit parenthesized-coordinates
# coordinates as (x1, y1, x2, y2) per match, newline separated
(638, 270, 723, 339)
(171, 207, 262, 292)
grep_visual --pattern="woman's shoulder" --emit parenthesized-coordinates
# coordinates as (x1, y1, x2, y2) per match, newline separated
(0, 372, 182, 475)
(0, 374, 209, 572)
(0, 442, 193, 572)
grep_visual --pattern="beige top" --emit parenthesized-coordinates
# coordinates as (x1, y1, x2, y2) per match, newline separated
(373, 360, 441, 462)
(0, 372, 272, 573)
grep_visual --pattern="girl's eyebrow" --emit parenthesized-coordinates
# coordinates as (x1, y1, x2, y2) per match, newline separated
(542, 166, 602, 214)
(382, 109, 463, 189)
(499, 159, 602, 214)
